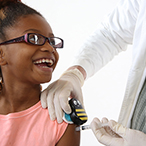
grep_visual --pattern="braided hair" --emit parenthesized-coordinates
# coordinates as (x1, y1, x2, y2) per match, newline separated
(0, 0, 43, 86)
(0, 0, 42, 41)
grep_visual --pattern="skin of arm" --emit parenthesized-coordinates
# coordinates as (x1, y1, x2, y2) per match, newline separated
(56, 124, 80, 146)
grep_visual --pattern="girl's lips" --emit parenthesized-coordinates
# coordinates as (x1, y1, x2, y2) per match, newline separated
(33, 58, 54, 67)
(35, 63, 53, 72)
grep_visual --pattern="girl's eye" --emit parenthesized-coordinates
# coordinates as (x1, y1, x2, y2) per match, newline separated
(50, 39, 55, 45)
(29, 34, 39, 44)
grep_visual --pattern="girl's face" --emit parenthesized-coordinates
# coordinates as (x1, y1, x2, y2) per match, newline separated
(1, 14, 59, 85)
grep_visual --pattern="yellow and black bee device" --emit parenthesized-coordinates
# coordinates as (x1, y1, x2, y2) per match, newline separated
(64, 98, 88, 125)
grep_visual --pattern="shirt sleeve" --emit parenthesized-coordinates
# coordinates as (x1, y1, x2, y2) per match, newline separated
(72, 0, 140, 79)
(55, 121, 68, 144)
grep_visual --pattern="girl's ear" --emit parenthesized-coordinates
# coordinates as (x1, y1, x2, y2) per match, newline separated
(0, 47, 7, 66)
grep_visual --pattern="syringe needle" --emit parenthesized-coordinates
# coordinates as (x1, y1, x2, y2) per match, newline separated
(75, 123, 108, 131)
(75, 125, 91, 131)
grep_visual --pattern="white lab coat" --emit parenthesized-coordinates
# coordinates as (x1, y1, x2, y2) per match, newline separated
(72, 0, 146, 127)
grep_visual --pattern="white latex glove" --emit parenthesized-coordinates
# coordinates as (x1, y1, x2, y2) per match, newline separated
(90, 117, 146, 146)
(40, 68, 84, 123)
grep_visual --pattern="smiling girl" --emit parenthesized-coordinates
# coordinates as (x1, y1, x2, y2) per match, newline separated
(0, 0, 80, 146)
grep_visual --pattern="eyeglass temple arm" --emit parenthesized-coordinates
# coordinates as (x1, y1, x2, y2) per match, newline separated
(0, 36, 25, 45)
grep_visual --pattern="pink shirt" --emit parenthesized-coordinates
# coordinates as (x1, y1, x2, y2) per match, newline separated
(0, 101, 68, 146)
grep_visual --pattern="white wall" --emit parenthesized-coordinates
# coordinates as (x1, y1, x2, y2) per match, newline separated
(24, 0, 132, 145)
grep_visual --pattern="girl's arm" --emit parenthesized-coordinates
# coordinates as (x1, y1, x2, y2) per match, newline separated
(56, 124, 80, 146)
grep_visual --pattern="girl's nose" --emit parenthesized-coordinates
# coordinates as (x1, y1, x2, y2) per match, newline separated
(40, 42, 55, 53)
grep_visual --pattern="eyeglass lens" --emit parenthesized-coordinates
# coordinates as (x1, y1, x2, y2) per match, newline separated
(28, 33, 62, 48)
(28, 34, 45, 45)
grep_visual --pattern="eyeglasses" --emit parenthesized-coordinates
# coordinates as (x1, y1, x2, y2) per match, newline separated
(0, 33, 64, 48)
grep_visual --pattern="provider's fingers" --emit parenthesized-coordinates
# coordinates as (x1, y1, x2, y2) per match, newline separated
(41, 88, 57, 121)
(90, 117, 106, 135)
(53, 87, 73, 123)
(47, 92, 56, 121)
(101, 117, 109, 124)
(59, 89, 72, 114)
(54, 95, 64, 123)
(109, 120, 126, 137)
(40, 89, 48, 108)
(90, 118, 116, 145)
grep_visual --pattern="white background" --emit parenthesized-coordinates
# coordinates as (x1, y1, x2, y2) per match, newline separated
(24, 0, 132, 145)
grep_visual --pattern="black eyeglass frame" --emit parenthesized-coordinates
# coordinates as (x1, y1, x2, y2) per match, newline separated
(0, 33, 64, 48)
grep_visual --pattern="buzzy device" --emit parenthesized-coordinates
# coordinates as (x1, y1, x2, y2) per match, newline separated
(63, 98, 88, 125)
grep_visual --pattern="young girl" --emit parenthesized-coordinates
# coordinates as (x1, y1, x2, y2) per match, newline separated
(0, 0, 80, 146)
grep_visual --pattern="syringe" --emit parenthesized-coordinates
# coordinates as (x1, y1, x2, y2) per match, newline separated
(75, 123, 108, 131)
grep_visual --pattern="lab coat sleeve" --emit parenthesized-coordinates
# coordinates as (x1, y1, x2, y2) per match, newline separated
(72, 0, 140, 79)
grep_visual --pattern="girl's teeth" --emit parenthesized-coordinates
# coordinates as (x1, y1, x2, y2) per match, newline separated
(42, 66, 48, 68)
(42, 59, 45, 63)
(34, 59, 54, 66)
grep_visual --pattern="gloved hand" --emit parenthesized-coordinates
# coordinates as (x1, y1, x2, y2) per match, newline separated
(41, 68, 84, 123)
(90, 117, 146, 146)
